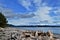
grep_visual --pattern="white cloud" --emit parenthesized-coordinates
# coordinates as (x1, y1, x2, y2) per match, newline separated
(28, 2, 54, 24)
(18, 0, 32, 10)
(0, 6, 35, 18)
(33, 0, 42, 6)
(8, 3, 54, 25)
(0, 0, 60, 25)
(17, 0, 54, 24)
(18, 0, 42, 11)
(0, 7, 15, 18)
(51, 7, 60, 23)
(0, 3, 18, 18)
(53, 8, 60, 15)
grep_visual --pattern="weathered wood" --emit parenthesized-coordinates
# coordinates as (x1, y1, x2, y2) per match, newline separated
(0, 27, 60, 40)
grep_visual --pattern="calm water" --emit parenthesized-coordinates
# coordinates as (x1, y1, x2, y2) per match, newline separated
(13, 27, 60, 34)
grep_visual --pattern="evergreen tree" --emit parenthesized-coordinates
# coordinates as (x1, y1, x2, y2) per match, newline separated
(0, 12, 8, 28)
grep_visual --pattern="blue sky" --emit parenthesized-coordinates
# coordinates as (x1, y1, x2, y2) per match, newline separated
(0, 0, 60, 25)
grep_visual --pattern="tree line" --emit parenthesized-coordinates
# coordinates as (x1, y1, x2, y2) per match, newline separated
(0, 12, 7, 28)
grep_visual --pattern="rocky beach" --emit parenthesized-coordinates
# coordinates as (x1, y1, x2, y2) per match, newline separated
(0, 27, 60, 40)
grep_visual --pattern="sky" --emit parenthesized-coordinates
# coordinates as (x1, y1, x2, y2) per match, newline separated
(0, 0, 60, 25)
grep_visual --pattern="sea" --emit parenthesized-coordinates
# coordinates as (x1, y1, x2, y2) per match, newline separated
(13, 27, 60, 34)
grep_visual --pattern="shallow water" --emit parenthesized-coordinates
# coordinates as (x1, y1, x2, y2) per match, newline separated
(13, 27, 60, 34)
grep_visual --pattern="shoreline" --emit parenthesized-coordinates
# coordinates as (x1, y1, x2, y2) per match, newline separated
(0, 27, 60, 40)
(12, 27, 60, 34)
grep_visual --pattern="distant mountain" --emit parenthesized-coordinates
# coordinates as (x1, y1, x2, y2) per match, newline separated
(7, 24, 60, 27)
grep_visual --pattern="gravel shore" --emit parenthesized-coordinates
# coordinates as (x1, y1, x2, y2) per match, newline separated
(0, 27, 60, 40)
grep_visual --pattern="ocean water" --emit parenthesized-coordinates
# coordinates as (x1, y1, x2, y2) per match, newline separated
(14, 27, 60, 34)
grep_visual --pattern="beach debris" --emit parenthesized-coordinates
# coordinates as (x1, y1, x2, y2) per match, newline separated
(0, 27, 60, 40)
